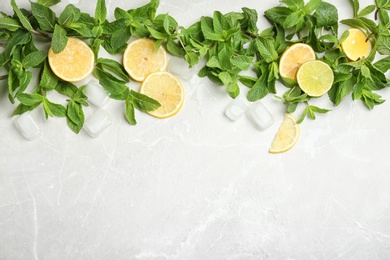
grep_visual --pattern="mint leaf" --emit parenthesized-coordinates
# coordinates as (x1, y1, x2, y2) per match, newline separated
(43, 98, 67, 118)
(59, 4, 81, 26)
(264, 7, 292, 25)
(99, 78, 129, 100)
(125, 99, 136, 125)
(303, 0, 322, 14)
(22, 51, 47, 68)
(31, 2, 57, 32)
(51, 24, 68, 54)
(0, 17, 21, 32)
(297, 105, 331, 123)
(40, 61, 58, 90)
(96, 58, 130, 82)
(314, 2, 338, 28)
(255, 37, 278, 63)
(17, 93, 44, 106)
(282, 0, 304, 11)
(377, 35, 390, 55)
(11, 0, 32, 31)
(95, 0, 107, 25)
(66, 100, 84, 133)
(37, 0, 60, 7)
(129, 90, 161, 112)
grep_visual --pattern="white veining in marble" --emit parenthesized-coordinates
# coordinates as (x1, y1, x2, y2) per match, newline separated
(1, 0, 390, 259)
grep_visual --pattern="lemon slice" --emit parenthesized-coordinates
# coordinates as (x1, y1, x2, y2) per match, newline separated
(279, 43, 316, 80)
(48, 37, 94, 82)
(140, 72, 184, 118)
(269, 113, 300, 154)
(341, 28, 372, 61)
(123, 38, 168, 82)
(296, 60, 334, 97)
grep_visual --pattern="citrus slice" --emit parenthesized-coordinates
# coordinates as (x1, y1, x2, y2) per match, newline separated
(140, 72, 184, 118)
(296, 60, 334, 97)
(48, 37, 94, 82)
(269, 113, 300, 154)
(279, 43, 316, 80)
(341, 28, 372, 61)
(123, 38, 168, 81)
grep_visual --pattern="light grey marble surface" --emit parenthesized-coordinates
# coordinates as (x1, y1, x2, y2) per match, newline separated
(1, 0, 390, 259)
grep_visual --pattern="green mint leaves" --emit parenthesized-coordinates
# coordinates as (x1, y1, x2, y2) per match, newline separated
(1, 0, 390, 136)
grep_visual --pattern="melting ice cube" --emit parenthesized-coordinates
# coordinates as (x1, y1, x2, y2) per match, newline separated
(246, 101, 274, 131)
(225, 97, 250, 121)
(167, 56, 196, 80)
(86, 79, 109, 107)
(83, 109, 112, 138)
(14, 113, 40, 140)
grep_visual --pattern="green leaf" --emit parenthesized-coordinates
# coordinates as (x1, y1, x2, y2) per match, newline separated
(283, 10, 305, 29)
(351, 0, 360, 17)
(130, 90, 161, 112)
(282, 0, 305, 11)
(358, 5, 376, 16)
(37, 0, 60, 7)
(297, 105, 331, 123)
(231, 55, 253, 70)
(0, 17, 21, 31)
(166, 38, 186, 57)
(40, 61, 58, 90)
(240, 8, 259, 35)
(11, 0, 32, 31)
(55, 80, 78, 98)
(377, 35, 390, 55)
(314, 2, 338, 28)
(108, 26, 132, 54)
(31, 2, 57, 32)
(12, 102, 41, 116)
(17, 70, 33, 95)
(255, 37, 278, 63)
(51, 25, 68, 54)
(99, 78, 129, 100)
(247, 74, 269, 101)
(217, 42, 234, 70)
(200, 16, 224, 42)
(303, 0, 323, 14)
(239, 75, 257, 88)
(374, 56, 390, 72)
(95, 0, 107, 24)
(213, 11, 230, 35)
(43, 98, 67, 118)
(264, 6, 292, 25)
(66, 100, 84, 133)
(59, 4, 81, 26)
(376, 0, 388, 8)
(96, 58, 130, 82)
(128, 0, 159, 20)
(22, 51, 47, 69)
(103, 18, 130, 34)
(125, 98, 136, 125)
(17, 93, 44, 106)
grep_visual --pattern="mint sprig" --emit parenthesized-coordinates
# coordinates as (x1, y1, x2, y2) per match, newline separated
(1, 0, 390, 136)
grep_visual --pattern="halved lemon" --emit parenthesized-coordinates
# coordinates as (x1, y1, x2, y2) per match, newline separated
(269, 113, 300, 154)
(341, 28, 372, 61)
(123, 38, 168, 82)
(296, 60, 334, 97)
(48, 37, 94, 82)
(279, 43, 316, 80)
(140, 72, 184, 118)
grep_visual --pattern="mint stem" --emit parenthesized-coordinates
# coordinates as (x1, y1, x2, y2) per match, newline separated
(0, 75, 8, 80)
(0, 43, 6, 48)
(31, 29, 52, 40)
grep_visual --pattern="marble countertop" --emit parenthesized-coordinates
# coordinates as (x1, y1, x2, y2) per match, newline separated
(1, 0, 390, 259)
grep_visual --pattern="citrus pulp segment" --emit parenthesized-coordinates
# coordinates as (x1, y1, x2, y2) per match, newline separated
(269, 113, 300, 154)
(123, 38, 168, 82)
(140, 72, 184, 118)
(341, 28, 372, 61)
(48, 37, 95, 82)
(296, 60, 334, 97)
(279, 43, 316, 80)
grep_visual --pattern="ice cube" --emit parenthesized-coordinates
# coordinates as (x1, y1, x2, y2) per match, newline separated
(86, 79, 109, 107)
(167, 56, 196, 80)
(225, 97, 250, 121)
(14, 113, 40, 140)
(83, 109, 112, 138)
(246, 101, 274, 131)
